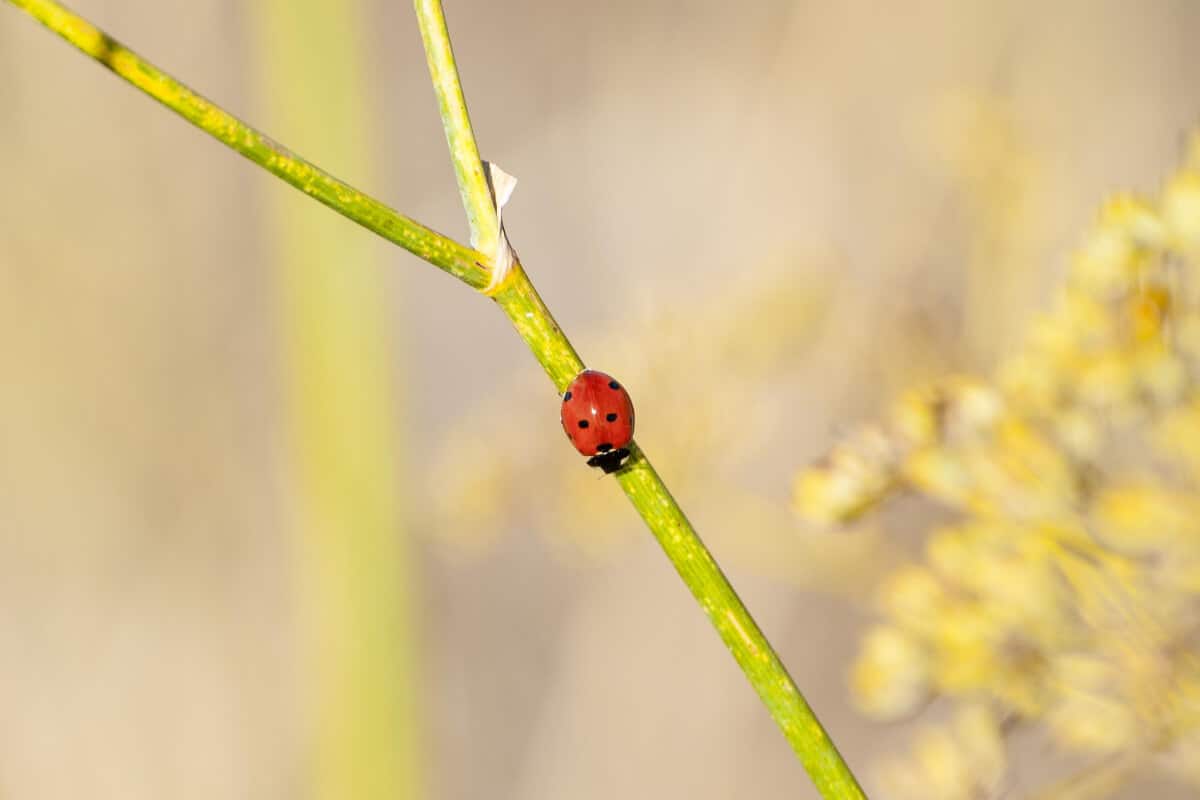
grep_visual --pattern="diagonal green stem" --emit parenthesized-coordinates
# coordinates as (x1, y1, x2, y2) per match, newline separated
(8, 0, 867, 795)
(3, 0, 490, 290)
(616, 445, 861, 797)
(415, 10, 865, 798)
(487, 263, 866, 798)
(413, 0, 498, 253)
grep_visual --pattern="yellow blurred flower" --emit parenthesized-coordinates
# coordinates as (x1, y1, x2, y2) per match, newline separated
(1126, 284, 1171, 343)
(1092, 484, 1198, 555)
(904, 446, 974, 510)
(1071, 223, 1141, 299)
(892, 378, 1005, 448)
(1155, 398, 1200, 476)
(952, 704, 1007, 790)
(851, 624, 931, 720)
(1052, 408, 1102, 460)
(1099, 194, 1167, 249)
(797, 135, 1200, 796)
(793, 426, 900, 524)
(1046, 687, 1138, 754)
(1162, 171, 1200, 253)
(877, 705, 1007, 800)
(997, 351, 1062, 414)
(879, 563, 948, 636)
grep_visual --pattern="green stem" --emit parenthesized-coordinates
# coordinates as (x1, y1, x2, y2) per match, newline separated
(490, 264, 866, 798)
(418, 7, 865, 790)
(3, 0, 489, 290)
(616, 445, 862, 797)
(488, 263, 585, 387)
(9, 0, 867, 795)
(413, 0, 499, 253)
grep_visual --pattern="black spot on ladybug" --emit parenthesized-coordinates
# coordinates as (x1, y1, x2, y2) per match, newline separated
(563, 391, 572, 401)
(606, 413, 618, 422)
(578, 420, 589, 429)
(609, 380, 621, 389)
(596, 443, 613, 452)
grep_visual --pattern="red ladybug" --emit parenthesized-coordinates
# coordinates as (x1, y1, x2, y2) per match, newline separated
(560, 369, 635, 473)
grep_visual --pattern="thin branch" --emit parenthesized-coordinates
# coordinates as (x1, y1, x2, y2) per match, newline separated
(8, 0, 868, 795)
(4, 0, 490, 289)
(414, 5, 866, 798)
(414, 0, 499, 253)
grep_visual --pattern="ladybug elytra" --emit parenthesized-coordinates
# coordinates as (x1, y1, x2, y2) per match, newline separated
(560, 369, 635, 473)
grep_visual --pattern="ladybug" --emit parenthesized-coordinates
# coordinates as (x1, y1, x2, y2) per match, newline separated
(560, 369, 635, 473)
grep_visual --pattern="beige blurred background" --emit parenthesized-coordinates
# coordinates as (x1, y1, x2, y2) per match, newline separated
(2, 1, 1200, 798)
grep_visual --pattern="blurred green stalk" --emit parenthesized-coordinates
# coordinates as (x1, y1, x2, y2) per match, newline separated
(253, 1, 422, 799)
(7, 0, 867, 795)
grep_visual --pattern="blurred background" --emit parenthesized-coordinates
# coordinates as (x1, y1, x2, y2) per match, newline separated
(3, 1, 1200, 798)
